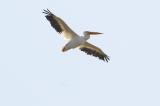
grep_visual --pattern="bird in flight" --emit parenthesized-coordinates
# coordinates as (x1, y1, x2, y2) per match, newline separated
(43, 9, 110, 62)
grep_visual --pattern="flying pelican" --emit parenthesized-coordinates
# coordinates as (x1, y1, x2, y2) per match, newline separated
(43, 9, 110, 62)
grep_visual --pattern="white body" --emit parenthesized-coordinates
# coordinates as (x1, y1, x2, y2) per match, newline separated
(62, 33, 89, 52)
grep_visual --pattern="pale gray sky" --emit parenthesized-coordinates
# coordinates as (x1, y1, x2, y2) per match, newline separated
(0, 0, 160, 106)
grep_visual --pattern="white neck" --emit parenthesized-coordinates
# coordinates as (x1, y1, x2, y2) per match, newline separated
(83, 34, 90, 41)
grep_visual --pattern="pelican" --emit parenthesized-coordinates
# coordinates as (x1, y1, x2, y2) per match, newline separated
(43, 9, 110, 62)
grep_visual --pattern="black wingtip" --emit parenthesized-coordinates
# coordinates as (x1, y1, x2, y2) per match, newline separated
(43, 9, 63, 33)
(43, 9, 48, 14)
(42, 9, 53, 15)
(103, 55, 110, 62)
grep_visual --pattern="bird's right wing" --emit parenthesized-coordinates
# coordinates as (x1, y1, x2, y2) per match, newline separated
(43, 9, 78, 40)
(79, 42, 110, 62)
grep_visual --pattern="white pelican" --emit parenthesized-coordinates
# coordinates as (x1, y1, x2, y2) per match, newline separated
(43, 9, 110, 62)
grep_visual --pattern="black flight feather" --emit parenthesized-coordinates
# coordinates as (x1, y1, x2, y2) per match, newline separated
(43, 9, 63, 33)
(80, 47, 110, 62)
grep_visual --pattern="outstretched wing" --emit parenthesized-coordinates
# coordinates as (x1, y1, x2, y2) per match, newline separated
(43, 9, 78, 40)
(79, 42, 110, 62)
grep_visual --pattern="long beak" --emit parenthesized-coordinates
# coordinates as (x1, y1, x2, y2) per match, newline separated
(89, 32, 103, 35)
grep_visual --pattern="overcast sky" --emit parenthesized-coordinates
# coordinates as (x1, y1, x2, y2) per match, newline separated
(0, 0, 160, 106)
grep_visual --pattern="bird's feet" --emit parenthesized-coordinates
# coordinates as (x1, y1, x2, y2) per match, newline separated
(62, 47, 67, 52)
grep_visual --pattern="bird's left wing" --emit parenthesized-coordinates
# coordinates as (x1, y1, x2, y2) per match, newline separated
(43, 9, 78, 40)
(79, 42, 110, 62)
